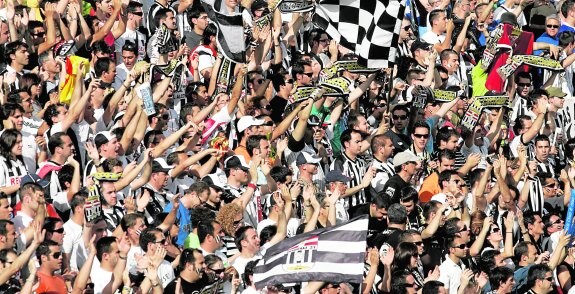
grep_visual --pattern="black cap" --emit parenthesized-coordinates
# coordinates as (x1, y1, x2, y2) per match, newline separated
(500, 12, 518, 26)
(224, 155, 250, 171)
(410, 40, 432, 54)
(308, 115, 322, 126)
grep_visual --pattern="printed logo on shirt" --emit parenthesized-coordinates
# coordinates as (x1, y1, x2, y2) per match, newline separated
(385, 187, 395, 199)
(9, 176, 21, 186)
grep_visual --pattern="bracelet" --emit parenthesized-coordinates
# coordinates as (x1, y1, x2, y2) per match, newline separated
(247, 183, 257, 190)
(119, 255, 127, 260)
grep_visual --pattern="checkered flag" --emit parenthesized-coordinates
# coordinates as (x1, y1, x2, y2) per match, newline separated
(313, 0, 406, 68)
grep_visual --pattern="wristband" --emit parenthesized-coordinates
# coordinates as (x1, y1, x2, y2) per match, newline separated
(119, 255, 127, 260)
(247, 183, 257, 190)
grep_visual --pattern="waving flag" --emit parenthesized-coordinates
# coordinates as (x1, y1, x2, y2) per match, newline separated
(253, 215, 368, 289)
(313, 0, 405, 68)
(201, 0, 246, 63)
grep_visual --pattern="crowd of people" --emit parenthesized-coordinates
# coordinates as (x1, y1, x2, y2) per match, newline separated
(0, 0, 575, 292)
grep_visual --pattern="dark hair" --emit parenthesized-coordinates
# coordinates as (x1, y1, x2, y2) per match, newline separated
(58, 164, 75, 189)
(187, 5, 207, 26)
(371, 193, 391, 209)
(347, 111, 366, 130)
(94, 57, 113, 78)
(371, 134, 392, 154)
(527, 264, 551, 288)
(514, 71, 532, 83)
(197, 220, 216, 244)
(291, 60, 311, 79)
(489, 266, 514, 290)
(477, 250, 500, 273)
(468, 168, 485, 189)
(429, 9, 446, 26)
(513, 115, 533, 135)
(122, 40, 138, 55)
(178, 248, 202, 271)
(534, 134, 550, 146)
(400, 186, 418, 203)
(390, 269, 414, 294)
(387, 203, 407, 224)
(47, 132, 69, 154)
(559, 31, 575, 47)
(126, 1, 143, 13)
(235, 226, 254, 252)
(36, 240, 59, 264)
(191, 207, 216, 228)
(523, 210, 541, 226)
(436, 127, 459, 146)
(259, 225, 277, 246)
(154, 8, 173, 28)
(246, 135, 267, 156)
(96, 236, 117, 261)
(43, 217, 62, 234)
(393, 242, 419, 271)
(5, 41, 28, 63)
(411, 120, 430, 133)
(91, 40, 112, 55)
(270, 69, 290, 92)
(269, 166, 292, 184)
(0, 220, 14, 237)
(202, 23, 217, 46)
(340, 128, 361, 147)
(438, 170, 458, 189)
(1, 103, 24, 122)
(140, 227, 163, 252)
(20, 73, 42, 96)
(70, 189, 88, 212)
(422, 281, 445, 294)
(0, 129, 21, 166)
(243, 259, 260, 286)
(513, 241, 533, 264)
(423, 200, 441, 220)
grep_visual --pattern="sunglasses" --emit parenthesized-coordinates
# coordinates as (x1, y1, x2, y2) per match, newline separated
(393, 115, 408, 120)
(413, 133, 429, 138)
(233, 219, 243, 226)
(31, 32, 46, 38)
(543, 277, 554, 282)
(490, 227, 500, 234)
(50, 228, 65, 234)
(318, 39, 330, 43)
(260, 105, 272, 111)
(210, 268, 225, 275)
(303, 72, 313, 78)
(131, 11, 143, 16)
(458, 225, 469, 233)
(153, 239, 166, 244)
(452, 243, 468, 249)
(402, 25, 411, 31)
(553, 219, 564, 224)
(254, 79, 264, 84)
(285, 79, 294, 84)
(517, 82, 531, 87)
(262, 120, 274, 126)
(157, 114, 169, 120)
(51, 252, 62, 258)
(546, 24, 559, 28)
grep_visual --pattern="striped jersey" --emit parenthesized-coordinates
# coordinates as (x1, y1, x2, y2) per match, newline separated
(330, 153, 367, 210)
(0, 156, 27, 206)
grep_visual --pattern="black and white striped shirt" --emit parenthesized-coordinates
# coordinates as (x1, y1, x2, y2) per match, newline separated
(536, 157, 556, 178)
(330, 153, 367, 210)
(0, 156, 27, 207)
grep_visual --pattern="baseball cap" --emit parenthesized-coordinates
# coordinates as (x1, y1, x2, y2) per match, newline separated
(202, 174, 225, 191)
(410, 40, 432, 53)
(224, 155, 250, 171)
(500, 12, 519, 26)
(392, 150, 420, 167)
(237, 116, 265, 133)
(546, 87, 567, 98)
(152, 158, 174, 173)
(94, 131, 116, 149)
(296, 152, 322, 166)
(325, 170, 352, 183)
(21, 174, 50, 188)
(308, 115, 322, 127)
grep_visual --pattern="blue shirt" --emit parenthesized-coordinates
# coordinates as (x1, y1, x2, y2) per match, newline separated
(559, 24, 575, 34)
(425, 116, 440, 153)
(164, 201, 192, 247)
(534, 33, 559, 56)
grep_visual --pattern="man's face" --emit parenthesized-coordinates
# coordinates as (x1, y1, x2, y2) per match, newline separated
(411, 127, 429, 150)
(548, 214, 564, 233)
(399, 20, 412, 41)
(12, 46, 29, 66)
(443, 135, 459, 150)
(122, 50, 137, 69)
(0, 23, 9, 44)
(530, 215, 545, 235)
(299, 65, 313, 86)
(31, 26, 46, 45)
(257, 139, 270, 159)
(446, 175, 464, 195)
(45, 245, 63, 271)
(400, 199, 415, 214)
(164, 12, 177, 30)
(196, 86, 210, 105)
(104, 137, 120, 158)
(392, 110, 408, 131)
(331, 181, 347, 195)
(550, 96, 565, 109)
(101, 182, 117, 206)
(208, 187, 222, 204)
(443, 53, 459, 74)
(107, 242, 120, 266)
(193, 251, 206, 278)
(303, 163, 319, 175)
(49, 221, 65, 245)
(151, 231, 166, 253)
(3, 223, 16, 248)
(20, 92, 33, 114)
(535, 140, 550, 161)
(242, 228, 261, 253)
(450, 237, 468, 258)
(354, 116, 370, 135)
(250, 73, 265, 92)
(516, 77, 532, 97)
(438, 157, 455, 172)
(345, 132, 363, 156)
(129, 8, 143, 26)
(102, 62, 116, 84)
(407, 234, 425, 255)
(155, 171, 170, 188)
(500, 276, 515, 293)
(545, 18, 560, 37)
(59, 135, 74, 159)
(0, 198, 12, 219)
(434, 12, 447, 31)
(212, 223, 224, 248)
(541, 271, 554, 292)
(193, 13, 209, 31)
(382, 138, 395, 158)
(98, 0, 114, 16)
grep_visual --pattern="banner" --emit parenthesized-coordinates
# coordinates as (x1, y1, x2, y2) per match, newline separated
(253, 215, 368, 289)
(432, 89, 457, 102)
(279, 0, 314, 12)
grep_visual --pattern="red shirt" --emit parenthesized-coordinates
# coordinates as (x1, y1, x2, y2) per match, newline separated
(36, 271, 68, 294)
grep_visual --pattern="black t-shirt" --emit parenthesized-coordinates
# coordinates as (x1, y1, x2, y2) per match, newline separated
(381, 174, 408, 203)
(164, 275, 210, 294)
(269, 95, 289, 123)
(352, 203, 387, 235)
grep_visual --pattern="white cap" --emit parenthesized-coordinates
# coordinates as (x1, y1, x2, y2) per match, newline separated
(237, 116, 265, 133)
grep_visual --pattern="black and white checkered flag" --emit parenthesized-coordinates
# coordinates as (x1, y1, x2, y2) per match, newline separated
(313, 0, 406, 68)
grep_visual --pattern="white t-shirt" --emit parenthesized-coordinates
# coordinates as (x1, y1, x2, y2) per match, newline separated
(157, 260, 176, 287)
(90, 265, 113, 294)
(62, 219, 83, 271)
(421, 31, 446, 45)
(115, 28, 147, 63)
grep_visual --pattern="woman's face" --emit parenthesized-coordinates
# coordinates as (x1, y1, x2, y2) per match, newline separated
(410, 253, 418, 268)
(11, 135, 23, 157)
(487, 225, 503, 243)
(207, 260, 225, 280)
(31, 83, 41, 97)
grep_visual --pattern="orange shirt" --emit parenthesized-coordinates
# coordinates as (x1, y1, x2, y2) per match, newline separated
(419, 172, 441, 203)
(234, 145, 252, 162)
(36, 271, 68, 294)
